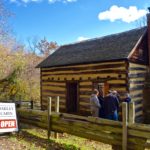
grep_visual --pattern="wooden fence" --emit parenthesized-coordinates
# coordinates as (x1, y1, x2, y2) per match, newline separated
(0, 100, 40, 109)
(17, 98, 150, 150)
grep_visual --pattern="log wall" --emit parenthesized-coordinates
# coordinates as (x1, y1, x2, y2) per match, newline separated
(129, 62, 148, 122)
(41, 60, 128, 115)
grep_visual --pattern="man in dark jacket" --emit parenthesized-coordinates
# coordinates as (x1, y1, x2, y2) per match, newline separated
(98, 89, 105, 118)
(104, 92, 119, 121)
(124, 93, 131, 103)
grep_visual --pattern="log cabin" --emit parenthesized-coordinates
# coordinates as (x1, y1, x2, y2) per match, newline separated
(37, 13, 150, 122)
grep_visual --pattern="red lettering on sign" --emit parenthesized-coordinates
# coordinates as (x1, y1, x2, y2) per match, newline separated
(0, 119, 16, 129)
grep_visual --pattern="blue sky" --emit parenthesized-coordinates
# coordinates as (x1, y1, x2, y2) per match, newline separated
(5, 0, 150, 46)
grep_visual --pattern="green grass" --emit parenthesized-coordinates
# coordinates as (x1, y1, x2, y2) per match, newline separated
(9, 123, 111, 150)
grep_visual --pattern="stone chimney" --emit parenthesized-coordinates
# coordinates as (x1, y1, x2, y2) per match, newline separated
(147, 7, 150, 68)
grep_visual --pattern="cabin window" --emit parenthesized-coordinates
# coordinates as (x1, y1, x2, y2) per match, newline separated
(93, 82, 109, 96)
(66, 81, 78, 114)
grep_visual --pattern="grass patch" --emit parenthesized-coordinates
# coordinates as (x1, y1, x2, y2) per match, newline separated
(9, 123, 111, 150)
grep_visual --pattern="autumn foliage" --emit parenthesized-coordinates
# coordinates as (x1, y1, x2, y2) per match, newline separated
(0, 1, 58, 102)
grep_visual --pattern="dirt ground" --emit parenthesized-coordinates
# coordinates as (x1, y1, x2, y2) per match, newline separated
(0, 135, 26, 150)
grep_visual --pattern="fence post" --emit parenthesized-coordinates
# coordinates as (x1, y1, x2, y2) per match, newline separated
(55, 96, 60, 113)
(129, 102, 135, 124)
(122, 102, 128, 150)
(30, 100, 33, 109)
(47, 97, 52, 139)
(54, 96, 60, 139)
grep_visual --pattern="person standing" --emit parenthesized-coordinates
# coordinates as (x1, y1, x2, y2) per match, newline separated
(104, 91, 119, 121)
(124, 93, 131, 103)
(90, 89, 101, 117)
(98, 89, 105, 118)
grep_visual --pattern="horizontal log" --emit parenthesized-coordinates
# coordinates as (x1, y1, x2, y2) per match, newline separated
(42, 96, 66, 101)
(79, 105, 90, 110)
(135, 111, 143, 117)
(42, 92, 65, 97)
(52, 124, 122, 146)
(130, 91, 143, 97)
(108, 79, 126, 84)
(128, 123, 150, 132)
(129, 80, 145, 84)
(20, 118, 47, 129)
(42, 101, 66, 106)
(79, 97, 91, 103)
(128, 136, 147, 145)
(41, 74, 127, 81)
(42, 90, 65, 95)
(42, 83, 66, 88)
(80, 88, 92, 92)
(42, 61, 126, 72)
(87, 116, 122, 127)
(130, 83, 144, 88)
(134, 99, 142, 105)
(79, 91, 91, 95)
(129, 73, 146, 78)
(42, 95, 66, 100)
(42, 86, 66, 91)
(42, 69, 127, 76)
(41, 66, 126, 75)
(109, 87, 127, 92)
(127, 144, 145, 150)
(129, 85, 144, 91)
(128, 129, 150, 139)
(129, 70, 146, 75)
(135, 106, 143, 113)
(51, 117, 122, 145)
(129, 67, 147, 71)
(130, 96, 141, 102)
(109, 84, 127, 88)
(79, 106, 91, 112)
(135, 103, 143, 109)
(17, 108, 47, 116)
(79, 110, 91, 116)
(129, 63, 147, 68)
(53, 118, 122, 134)
(42, 80, 65, 83)
(79, 85, 93, 89)
(80, 95, 91, 98)
(41, 73, 127, 80)
(79, 81, 92, 86)
(42, 102, 66, 108)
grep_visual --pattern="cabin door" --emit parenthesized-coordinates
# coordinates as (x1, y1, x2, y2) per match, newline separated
(66, 82, 78, 114)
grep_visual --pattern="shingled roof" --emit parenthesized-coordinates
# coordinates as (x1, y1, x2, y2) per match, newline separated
(37, 27, 147, 68)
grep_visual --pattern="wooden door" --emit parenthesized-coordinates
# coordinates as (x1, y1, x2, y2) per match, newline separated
(66, 82, 78, 113)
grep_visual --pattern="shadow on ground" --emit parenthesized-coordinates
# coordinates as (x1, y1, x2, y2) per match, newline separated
(12, 124, 79, 150)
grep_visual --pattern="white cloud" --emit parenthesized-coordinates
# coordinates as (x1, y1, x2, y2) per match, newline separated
(77, 36, 89, 42)
(65, 0, 77, 2)
(98, 5, 147, 23)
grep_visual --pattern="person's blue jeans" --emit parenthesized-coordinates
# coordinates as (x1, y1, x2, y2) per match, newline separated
(105, 110, 118, 121)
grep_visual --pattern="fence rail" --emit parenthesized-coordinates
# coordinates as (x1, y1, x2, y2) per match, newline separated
(17, 108, 150, 150)
(0, 100, 40, 109)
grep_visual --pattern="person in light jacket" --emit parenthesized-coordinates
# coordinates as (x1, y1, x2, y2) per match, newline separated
(90, 89, 101, 117)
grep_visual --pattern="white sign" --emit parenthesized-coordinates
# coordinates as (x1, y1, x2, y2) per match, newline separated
(0, 103, 18, 133)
